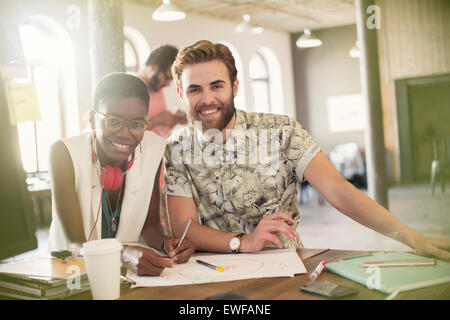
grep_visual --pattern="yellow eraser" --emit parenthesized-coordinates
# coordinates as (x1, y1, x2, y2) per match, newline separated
(216, 266, 225, 272)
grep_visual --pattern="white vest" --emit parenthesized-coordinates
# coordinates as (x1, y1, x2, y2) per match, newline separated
(48, 131, 166, 251)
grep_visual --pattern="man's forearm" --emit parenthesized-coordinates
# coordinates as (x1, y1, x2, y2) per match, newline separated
(329, 180, 420, 248)
(175, 221, 237, 253)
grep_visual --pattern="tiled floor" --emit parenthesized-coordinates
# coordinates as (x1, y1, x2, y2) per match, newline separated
(6, 183, 450, 261)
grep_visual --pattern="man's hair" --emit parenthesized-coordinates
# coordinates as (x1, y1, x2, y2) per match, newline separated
(172, 40, 238, 90)
(93, 72, 150, 112)
(145, 44, 179, 72)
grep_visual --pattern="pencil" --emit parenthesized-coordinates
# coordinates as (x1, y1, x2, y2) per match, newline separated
(343, 253, 372, 260)
(362, 259, 436, 268)
(196, 259, 225, 272)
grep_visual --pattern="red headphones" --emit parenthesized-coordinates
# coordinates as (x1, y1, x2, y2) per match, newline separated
(88, 137, 137, 241)
(91, 146, 135, 191)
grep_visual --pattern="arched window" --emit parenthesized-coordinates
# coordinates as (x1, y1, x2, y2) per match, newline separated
(17, 18, 78, 173)
(249, 52, 271, 113)
(124, 37, 139, 73)
(218, 41, 246, 111)
(250, 47, 284, 115)
(123, 27, 150, 75)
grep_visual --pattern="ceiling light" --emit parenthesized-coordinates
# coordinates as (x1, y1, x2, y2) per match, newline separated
(349, 40, 361, 58)
(296, 29, 322, 48)
(152, 0, 186, 22)
(234, 14, 264, 34)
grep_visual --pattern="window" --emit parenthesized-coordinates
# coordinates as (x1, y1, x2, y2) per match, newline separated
(18, 25, 64, 173)
(218, 41, 246, 111)
(124, 37, 139, 73)
(249, 52, 271, 113)
(123, 26, 150, 74)
(17, 17, 78, 174)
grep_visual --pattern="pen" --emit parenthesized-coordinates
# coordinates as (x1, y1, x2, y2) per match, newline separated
(171, 217, 193, 263)
(196, 259, 225, 272)
(309, 260, 327, 280)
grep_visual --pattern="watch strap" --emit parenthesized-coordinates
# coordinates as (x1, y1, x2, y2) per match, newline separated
(232, 232, 246, 253)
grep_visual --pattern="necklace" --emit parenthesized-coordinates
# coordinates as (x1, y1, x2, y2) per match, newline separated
(105, 180, 124, 233)
(92, 138, 133, 235)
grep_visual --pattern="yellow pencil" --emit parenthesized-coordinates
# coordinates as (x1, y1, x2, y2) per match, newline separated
(196, 259, 224, 272)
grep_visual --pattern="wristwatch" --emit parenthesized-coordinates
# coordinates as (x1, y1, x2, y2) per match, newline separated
(229, 233, 245, 253)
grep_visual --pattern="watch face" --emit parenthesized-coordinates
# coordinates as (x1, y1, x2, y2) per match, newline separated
(229, 237, 240, 250)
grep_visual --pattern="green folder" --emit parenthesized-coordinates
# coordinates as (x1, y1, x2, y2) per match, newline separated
(325, 251, 450, 294)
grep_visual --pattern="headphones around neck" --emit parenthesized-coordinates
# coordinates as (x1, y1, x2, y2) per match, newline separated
(91, 141, 135, 191)
(88, 136, 138, 241)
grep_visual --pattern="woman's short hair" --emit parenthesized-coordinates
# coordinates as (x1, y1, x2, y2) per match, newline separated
(172, 40, 237, 90)
(93, 72, 150, 111)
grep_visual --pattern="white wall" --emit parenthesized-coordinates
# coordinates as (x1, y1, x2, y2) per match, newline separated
(291, 25, 364, 152)
(123, 2, 297, 120)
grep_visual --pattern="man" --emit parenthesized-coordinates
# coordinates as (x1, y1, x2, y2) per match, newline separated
(138, 44, 187, 138)
(163, 40, 450, 260)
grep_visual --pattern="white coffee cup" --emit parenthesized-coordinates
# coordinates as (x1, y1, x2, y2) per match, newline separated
(82, 239, 123, 300)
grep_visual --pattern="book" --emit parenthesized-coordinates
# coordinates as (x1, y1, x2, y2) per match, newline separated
(0, 282, 90, 300)
(0, 278, 90, 299)
(325, 251, 450, 294)
(0, 256, 90, 299)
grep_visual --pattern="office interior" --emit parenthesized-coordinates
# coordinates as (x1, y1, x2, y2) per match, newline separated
(0, 0, 449, 261)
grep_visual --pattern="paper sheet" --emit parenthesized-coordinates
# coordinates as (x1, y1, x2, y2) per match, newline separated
(127, 248, 306, 287)
(5, 80, 41, 124)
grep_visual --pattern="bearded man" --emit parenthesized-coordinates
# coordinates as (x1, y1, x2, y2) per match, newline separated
(162, 40, 450, 261)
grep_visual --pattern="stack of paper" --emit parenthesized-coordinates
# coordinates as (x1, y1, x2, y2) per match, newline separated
(128, 248, 306, 287)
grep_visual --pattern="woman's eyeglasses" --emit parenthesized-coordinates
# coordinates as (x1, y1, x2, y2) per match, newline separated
(95, 111, 148, 135)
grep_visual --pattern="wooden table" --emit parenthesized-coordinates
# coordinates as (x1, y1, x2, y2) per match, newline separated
(72, 248, 450, 300)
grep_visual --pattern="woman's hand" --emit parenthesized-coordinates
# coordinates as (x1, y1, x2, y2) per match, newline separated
(163, 237, 195, 263)
(121, 245, 173, 276)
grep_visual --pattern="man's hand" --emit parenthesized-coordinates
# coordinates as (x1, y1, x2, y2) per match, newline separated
(163, 237, 195, 263)
(149, 110, 187, 129)
(409, 235, 450, 261)
(121, 245, 173, 276)
(173, 109, 188, 125)
(239, 212, 298, 253)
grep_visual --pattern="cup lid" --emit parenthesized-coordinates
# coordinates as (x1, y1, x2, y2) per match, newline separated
(82, 239, 123, 255)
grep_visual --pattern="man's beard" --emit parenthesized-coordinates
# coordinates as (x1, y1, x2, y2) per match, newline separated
(189, 98, 236, 132)
(148, 71, 161, 92)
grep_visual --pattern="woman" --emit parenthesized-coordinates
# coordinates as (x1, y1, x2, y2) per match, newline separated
(48, 73, 193, 276)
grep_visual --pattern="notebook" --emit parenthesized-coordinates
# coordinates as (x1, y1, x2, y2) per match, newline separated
(325, 251, 450, 294)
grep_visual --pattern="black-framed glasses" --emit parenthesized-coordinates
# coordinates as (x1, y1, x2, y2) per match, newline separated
(95, 111, 148, 135)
